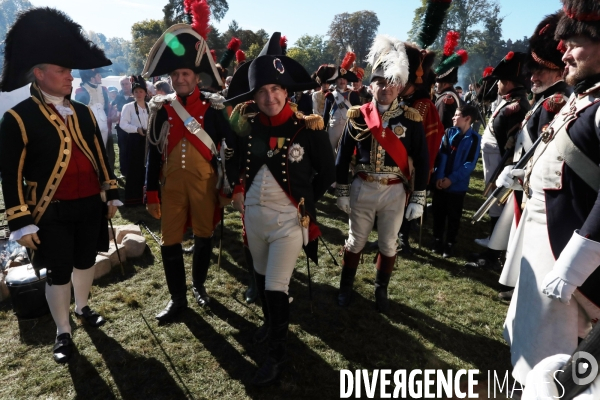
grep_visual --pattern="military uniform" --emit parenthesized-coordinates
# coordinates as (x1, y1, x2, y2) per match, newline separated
(323, 88, 361, 151)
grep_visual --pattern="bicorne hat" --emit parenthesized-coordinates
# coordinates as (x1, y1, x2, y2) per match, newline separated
(141, 0, 222, 89)
(528, 12, 565, 71)
(0, 7, 111, 92)
(490, 51, 530, 86)
(326, 51, 359, 84)
(225, 32, 318, 106)
(404, 42, 436, 88)
(314, 64, 337, 85)
(366, 34, 410, 86)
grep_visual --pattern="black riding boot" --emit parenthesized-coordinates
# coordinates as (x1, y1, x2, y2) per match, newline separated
(253, 271, 269, 344)
(398, 218, 413, 255)
(191, 236, 213, 307)
(252, 290, 289, 386)
(244, 246, 258, 304)
(375, 253, 395, 313)
(155, 244, 188, 322)
(338, 249, 361, 307)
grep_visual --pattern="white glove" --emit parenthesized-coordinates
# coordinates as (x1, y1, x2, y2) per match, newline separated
(523, 354, 571, 400)
(524, 354, 600, 400)
(542, 269, 577, 304)
(336, 196, 351, 214)
(405, 203, 423, 221)
(495, 165, 525, 190)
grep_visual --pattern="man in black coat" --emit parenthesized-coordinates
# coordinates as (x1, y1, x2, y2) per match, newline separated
(0, 8, 120, 364)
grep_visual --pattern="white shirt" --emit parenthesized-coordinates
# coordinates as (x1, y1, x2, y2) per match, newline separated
(119, 101, 148, 133)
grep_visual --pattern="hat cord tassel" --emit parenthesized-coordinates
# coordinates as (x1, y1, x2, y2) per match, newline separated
(195, 40, 206, 67)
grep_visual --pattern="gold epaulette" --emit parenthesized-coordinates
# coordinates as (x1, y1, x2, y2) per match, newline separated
(229, 101, 256, 136)
(402, 105, 423, 122)
(347, 105, 361, 119)
(298, 113, 324, 130)
(289, 102, 298, 113)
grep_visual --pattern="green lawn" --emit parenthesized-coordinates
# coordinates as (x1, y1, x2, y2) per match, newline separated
(0, 155, 517, 399)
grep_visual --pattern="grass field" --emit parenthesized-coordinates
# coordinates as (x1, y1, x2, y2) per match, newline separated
(0, 156, 518, 399)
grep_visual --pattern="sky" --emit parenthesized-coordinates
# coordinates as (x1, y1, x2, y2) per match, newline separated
(28, 0, 562, 45)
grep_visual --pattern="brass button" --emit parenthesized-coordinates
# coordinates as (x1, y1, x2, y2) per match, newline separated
(556, 171, 561, 176)
(44, 196, 49, 201)
(7, 210, 13, 215)
(50, 115, 56, 120)
(281, 163, 285, 166)
(60, 162, 66, 167)
(249, 136, 253, 139)
(282, 171, 286, 174)
(294, 122, 297, 125)
(378, 146, 382, 150)
(248, 143, 252, 147)
(246, 174, 249, 177)
(64, 137, 71, 142)
(246, 167, 250, 170)
(20, 205, 28, 211)
(376, 168, 381, 172)
(182, 165, 186, 169)
(376, 160, 381, 164)
(283, 146, 287, 150)
(555, 183, 560, 188)
(50, 185, 55, 189)
(376, 153, 381, 158)
(247, 159, 250, 162)
(282, 155, 286, 158)
(283, 178, 287, 182)
(63, 149, 70, 155)
(202, 101, 206, 105)
(247, 151, 251, 155)
(286, 138, 290, 142)
(557, 156, 563, 161)
(182, 155, 186, 158)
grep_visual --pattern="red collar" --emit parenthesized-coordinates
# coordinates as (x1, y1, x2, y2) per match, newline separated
(176, 86, 201, 106)
(258, 103, 295, 126)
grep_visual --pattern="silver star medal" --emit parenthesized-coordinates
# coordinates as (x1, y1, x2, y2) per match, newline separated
(267, 149, 274, 157)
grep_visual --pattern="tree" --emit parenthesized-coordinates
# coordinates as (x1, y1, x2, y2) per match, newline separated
(286, 35, 329, 73)
(87, 31, 132, 76)
(163, 0, 229, 26)
(0, 0, 33, 74)
(129, 19, 165, 74)
(327, 11, 379, 67)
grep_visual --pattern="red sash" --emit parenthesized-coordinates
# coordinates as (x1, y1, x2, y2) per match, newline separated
(361, 103, 411, 179)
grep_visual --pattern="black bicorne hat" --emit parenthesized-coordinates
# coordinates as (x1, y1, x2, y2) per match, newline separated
(142, 24, 223, 89)
(225, 32, 318, 106)
(0, 7, 111, 92)
(490, 51, 530, 87)
(404, 42, 436, 88)
(528, 12, 565, 71)
(131, 75, 147, 92)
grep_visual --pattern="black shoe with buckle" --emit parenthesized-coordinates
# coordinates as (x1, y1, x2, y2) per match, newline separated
(75, 306, 106, 327)
(53, 333, 73, 364)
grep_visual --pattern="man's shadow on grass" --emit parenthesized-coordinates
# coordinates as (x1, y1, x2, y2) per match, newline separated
(289, 269, 511, 373)
(83, 325, 189, 400)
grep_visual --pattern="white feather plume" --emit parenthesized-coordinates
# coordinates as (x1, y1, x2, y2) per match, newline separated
(366, 34, 409, 86)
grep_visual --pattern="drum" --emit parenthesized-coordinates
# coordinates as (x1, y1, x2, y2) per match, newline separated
(5, 264, 49, 318)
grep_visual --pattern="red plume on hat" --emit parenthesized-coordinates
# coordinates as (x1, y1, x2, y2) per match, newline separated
(184, 0, 211, 40)
(341, 51, 356, 71)
(235, 49, 246, 64)
(443, 30, 460, 57)
(218, 37, 241, 69)
(483, 66, 494, 77)
(279, 35, 288, 55)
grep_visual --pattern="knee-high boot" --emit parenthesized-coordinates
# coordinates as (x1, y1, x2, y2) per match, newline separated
(253, 271, 268, 344)
(398, 218, 414, 255)
(244, 246, 258, 304)
(375, 253, 395, 313)
(155, 243, 188, 322)
(338, 249, 361, 307)
(191, 236, 213, 307)
(252, 290, 289, 386)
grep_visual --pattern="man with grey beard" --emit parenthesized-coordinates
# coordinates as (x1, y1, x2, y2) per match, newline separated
(496, 1, 600, 385)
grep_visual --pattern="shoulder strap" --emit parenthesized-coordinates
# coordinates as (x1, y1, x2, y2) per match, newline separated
(555, 121, 600, 191)
(170, 99, 218, 156)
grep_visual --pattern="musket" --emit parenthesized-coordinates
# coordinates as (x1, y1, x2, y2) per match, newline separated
(482, 148, 515, 198)
(472, 134, 546, 223)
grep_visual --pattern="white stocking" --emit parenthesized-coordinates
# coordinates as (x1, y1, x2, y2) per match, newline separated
(45, 282, 72, 338)
(72, 266, 95, 314)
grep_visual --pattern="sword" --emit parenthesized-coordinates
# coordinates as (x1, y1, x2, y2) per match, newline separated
(137, 220, 162, 246)
(298, 198, 313, 311)
(109, 218, 125, 276)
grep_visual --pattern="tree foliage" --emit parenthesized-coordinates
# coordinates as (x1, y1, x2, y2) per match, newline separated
(129, 19, 165, 74)
(327, 11, 380, 67)
(287, 35, 331, 74)
(163, 0, 229, 26)
(87, 32, 132, 76)
(408, 0, 531, 86)
(0, 0, 33, 74)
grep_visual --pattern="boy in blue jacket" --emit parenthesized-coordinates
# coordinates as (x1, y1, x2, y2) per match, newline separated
(432, 105, 481, 257)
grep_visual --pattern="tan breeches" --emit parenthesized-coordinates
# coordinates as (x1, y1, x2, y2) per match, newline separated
(160, 168, 217, 245)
